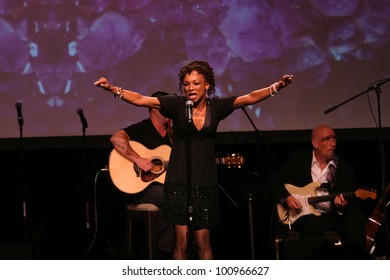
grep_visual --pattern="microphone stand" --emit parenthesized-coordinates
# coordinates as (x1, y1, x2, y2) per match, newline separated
(241, 107, 265, 174)
(78, 110, 90, 233)
(186, 110, 196, 259)
(241, 107, 279, 175)
(16, 104, 27, 241)
(241, 107, 275, 259)
(324, 78, 390, 259)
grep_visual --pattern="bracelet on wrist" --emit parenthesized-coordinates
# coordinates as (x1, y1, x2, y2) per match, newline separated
(114, 86, 124, 99)
(269, 82, 279, 96)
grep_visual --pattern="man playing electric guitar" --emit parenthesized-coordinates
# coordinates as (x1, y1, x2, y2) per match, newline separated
(269, 124, 367, 254)
(110, 91, 175, 259)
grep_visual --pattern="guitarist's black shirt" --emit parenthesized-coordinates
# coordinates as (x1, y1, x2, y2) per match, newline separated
(123, 118, 172, 149)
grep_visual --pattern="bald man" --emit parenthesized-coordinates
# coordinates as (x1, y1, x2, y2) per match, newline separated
(269, 124, 366, 254)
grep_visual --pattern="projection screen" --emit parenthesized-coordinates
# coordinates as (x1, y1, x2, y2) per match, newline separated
(1, 0, 389, 139)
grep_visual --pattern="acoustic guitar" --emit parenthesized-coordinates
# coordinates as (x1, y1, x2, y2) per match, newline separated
(108, 140, 245, 194)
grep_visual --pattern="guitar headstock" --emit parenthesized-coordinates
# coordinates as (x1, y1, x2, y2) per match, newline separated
(356, 188, 377, 200)
(216, 153, 245, 168)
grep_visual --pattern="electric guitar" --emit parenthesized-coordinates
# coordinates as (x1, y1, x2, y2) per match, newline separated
(277, 182, 377, 225)
(108, 140, 245, 194)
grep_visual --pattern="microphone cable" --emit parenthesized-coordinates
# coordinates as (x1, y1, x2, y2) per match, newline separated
(82, 167, 108, 259)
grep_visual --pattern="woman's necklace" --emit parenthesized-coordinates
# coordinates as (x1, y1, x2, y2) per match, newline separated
(193, 103, 206, 116)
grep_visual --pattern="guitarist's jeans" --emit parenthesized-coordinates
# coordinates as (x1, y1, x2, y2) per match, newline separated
(291, 208, 366, 250)
(127, 183, 175, 253)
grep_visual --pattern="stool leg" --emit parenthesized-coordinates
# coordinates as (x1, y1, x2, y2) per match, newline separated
(126, 216, 133, 258)
(145, 212, 159, 259)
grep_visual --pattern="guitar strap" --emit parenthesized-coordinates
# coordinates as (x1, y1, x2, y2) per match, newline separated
(167, 119, 174, 144)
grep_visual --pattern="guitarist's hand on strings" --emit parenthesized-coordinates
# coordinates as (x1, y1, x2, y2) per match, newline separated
(111, 130, 154, 173)
(334, 194, 348, 213)
(286, 195, 302, 214)
(134, 157, 154, 172)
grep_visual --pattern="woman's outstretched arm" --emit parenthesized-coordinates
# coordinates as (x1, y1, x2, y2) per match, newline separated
(233, 74, 293, 109)
(94, 77, 161, 109)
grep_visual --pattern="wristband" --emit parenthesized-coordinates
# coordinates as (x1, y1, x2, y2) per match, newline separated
(269, 82, 279, 96)
(114, 86, 123, 99)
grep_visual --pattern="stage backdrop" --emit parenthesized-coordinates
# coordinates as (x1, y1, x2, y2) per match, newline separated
(1, 0, 389, 138)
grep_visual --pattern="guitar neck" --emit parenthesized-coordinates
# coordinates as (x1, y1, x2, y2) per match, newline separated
(215, 154, 245, 168)
(308, 191, 355, 204)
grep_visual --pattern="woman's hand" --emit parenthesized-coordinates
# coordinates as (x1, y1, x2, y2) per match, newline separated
(94, 77, 111, 90)
(278, 74, 294, 89)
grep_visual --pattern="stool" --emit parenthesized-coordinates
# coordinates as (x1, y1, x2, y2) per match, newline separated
(125, 203, 160, 259)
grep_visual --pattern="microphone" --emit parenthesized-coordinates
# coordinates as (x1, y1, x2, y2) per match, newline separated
(77, 108, 88, 129)
(186, 100, 193, 123)
(15, 102, 24, 127)
(323, 105, 338, 115)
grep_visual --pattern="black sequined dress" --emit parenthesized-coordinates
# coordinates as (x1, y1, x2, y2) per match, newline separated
(158, 94, 237, 228)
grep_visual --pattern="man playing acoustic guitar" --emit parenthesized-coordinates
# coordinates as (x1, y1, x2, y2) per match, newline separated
(110, 91, 175, 259)
(269, 124, 369, 257)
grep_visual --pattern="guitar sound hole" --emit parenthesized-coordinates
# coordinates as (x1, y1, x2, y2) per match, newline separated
(150, 158, 164, 174)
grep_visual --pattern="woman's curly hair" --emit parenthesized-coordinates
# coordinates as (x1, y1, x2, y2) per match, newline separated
(178, 60, 216, 96)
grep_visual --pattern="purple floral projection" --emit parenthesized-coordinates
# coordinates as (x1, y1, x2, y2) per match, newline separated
(1, 0, 389, 138)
